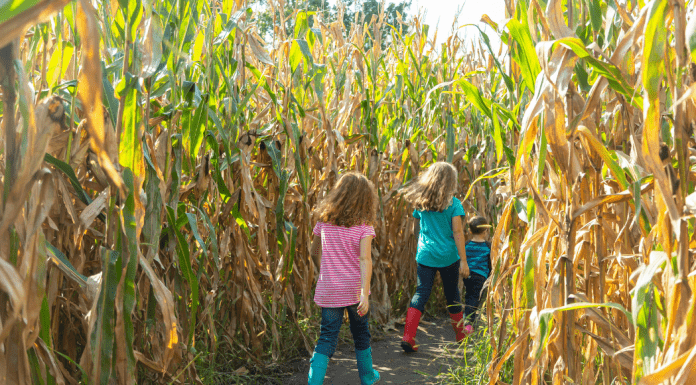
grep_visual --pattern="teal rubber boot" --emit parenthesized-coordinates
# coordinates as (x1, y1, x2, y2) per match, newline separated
(308, 352, 329, 385)
(355, 347, 380, 385)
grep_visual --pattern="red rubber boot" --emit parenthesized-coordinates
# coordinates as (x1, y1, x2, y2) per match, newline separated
(449, 311, 467, 342)
(401, 308, 422, 352)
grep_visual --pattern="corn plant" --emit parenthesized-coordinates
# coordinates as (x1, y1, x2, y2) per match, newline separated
(0, 0, 502, 383)
(478, 0, 696, 383)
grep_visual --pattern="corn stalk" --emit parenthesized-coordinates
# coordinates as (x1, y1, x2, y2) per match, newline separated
(483, 0, 696, 383)
(0, 0, 503, 383)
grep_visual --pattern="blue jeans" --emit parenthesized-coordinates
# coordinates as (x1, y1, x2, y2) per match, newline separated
(314, 305, 371, 357)
(409, 260, 462, 314)
(463, 272, 487, 322)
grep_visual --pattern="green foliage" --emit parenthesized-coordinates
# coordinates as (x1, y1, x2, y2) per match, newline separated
(444, 323, 514, 384)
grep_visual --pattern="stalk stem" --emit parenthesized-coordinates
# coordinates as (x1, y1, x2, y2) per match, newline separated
(1, 42, 17, 207)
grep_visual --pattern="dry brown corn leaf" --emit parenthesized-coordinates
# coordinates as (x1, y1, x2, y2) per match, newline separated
(76, 0, 124, 196)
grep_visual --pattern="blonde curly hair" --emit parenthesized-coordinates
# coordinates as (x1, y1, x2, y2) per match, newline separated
(402, 162, 458, 212)
(314, 172, 378, 227)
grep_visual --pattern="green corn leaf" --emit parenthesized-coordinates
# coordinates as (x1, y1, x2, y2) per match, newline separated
(231, 198, 250, 240)
(632, 251, 668, 381)
(313, 64, 326, 102)
(169, 134, 182, 207)
(284, 120, 308, 196)
(282, 220, 298, 280)
(294, 10, 310, 39)
(166, 205, 198, 346)
(188, 101, 207, 163)
(492, 104, 504, 164)
(472, 25, 515, 93)
(555, 37, 643, 108)
(52, 350, 87, 382)
(534, 301, 631, 359)
(192, 31, 205, 61)
(310, 27, 322, 46)
(186, 212, 208, 260)
(633, 181, 642, 225)
(44, 154, 94, 207)
(445, 114, 455, 163)
(0, 0, 40, 24)
(142, 145, 163, 263)
(643, 0, 669, 101)
(118, 74, 144, 175)
(289, 40, 304, 73)
(46, 241, 88, 288)
(90, 248, 121, 384)
(245, 62, 278, 105)
(127, 0, 143, 31)
(513, 196, 529, 223)
(213, 18, 237, 46)
(577, 126, 630, 190)
(537, 124, 548, 187)
(46, 42, 74, 87)
(574, 62, 591, 93)
(523, 248, 535, 309)
(38, 327, 56, 385)
(196, 207, 219, 268)
(464, 168, 508, 201)
(102, 63, 119, 127)
(455, 79, 492, 118)
(28, 347, 44, 385)
(231, 82, 262, 123)
(39, 296, 53, 357)
(296, 39, 313, 65)
(207, 142, 234, 205)
(120, 169, 138, 382)
(506, 18, 541, 94)
(263, 140, 293, 261)
(589, 0, 603, 32)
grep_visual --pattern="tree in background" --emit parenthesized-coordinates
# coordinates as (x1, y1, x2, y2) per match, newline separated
(253, 0, 411, 47)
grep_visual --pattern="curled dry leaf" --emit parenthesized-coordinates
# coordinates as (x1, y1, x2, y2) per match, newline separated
(76, 0, 124, 196)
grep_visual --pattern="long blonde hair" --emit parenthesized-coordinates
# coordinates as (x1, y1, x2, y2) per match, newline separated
(314, 172, 378, 227)
(402, 162, 458, 212)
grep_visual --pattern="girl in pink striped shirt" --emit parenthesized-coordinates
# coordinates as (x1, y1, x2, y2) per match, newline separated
(307, 172, 380, 385)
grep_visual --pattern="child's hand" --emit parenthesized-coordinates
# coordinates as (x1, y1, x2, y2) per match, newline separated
(357, 294, 369, 317)
(460, 261, 470, 279)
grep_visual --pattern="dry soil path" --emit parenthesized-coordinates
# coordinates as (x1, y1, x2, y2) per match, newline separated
(283, 315, 464, 384)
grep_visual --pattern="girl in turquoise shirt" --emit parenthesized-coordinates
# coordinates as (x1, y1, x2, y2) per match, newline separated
(400, 162, 470, 352)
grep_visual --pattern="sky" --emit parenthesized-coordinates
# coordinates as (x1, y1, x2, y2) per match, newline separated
(412, 0, 506, 32)
(330, 0, 508, 51)
(411, 0, 506, 49)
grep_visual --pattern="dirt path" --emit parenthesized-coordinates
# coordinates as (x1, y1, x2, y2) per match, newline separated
(282, 315, 463, 384)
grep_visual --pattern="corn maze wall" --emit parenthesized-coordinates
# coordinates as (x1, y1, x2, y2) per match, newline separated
(1, 0, 696, 384)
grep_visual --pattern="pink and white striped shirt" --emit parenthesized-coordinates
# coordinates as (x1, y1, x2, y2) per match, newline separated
(313, 221, 376, 308)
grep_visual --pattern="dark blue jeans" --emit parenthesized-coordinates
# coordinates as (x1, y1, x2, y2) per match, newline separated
(314, 305, 371, 357)
(409, 260, 462, 314)
(463, 272, 487, 322)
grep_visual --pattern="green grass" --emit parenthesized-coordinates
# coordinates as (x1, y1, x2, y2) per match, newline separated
(438, 317, 514, 384)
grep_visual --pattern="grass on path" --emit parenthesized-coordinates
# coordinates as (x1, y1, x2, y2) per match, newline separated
(440, 322, 514, 384)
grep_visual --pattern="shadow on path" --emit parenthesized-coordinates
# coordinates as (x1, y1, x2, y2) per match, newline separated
(283, 316, 463, 384)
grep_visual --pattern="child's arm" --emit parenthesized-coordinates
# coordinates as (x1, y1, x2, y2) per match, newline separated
(357, 235, 373, 317)
(452, 216, 470, 278)
(310, 235, 322, 269)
